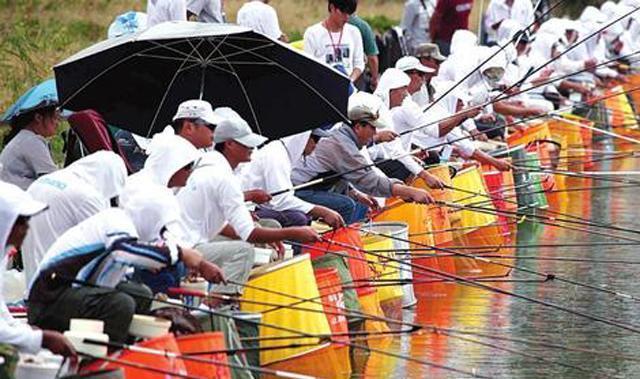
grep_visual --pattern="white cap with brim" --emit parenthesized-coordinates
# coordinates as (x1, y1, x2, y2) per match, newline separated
(213, 117, 268, 148)
(348, 91, 391, 129)
(395, 56, 435, 74)
(173, 99, 223, 126)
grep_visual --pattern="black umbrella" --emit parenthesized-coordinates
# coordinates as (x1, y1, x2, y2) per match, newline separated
(54, 22, 350, 138)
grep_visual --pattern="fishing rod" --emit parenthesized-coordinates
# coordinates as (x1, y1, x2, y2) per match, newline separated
(349, 224, 640, 302)
(82, 339, 316, 379)
(272, 85, 640, 197)
(315, 233, 640, 334)
(459, 255, 640, 265)
(510, 151, 637, 166)
(515, 164, 640, 185)
(366, 241, 640, 252)
(400, 51, 640, 139)
(420, 0, 567, 115)
(498, 4, 640, 102)
(66, 278, 482, 378)
(550, 114, 640, 144)
(238, 247, 640, 366)
(77, 351, 201, 379)
(445, 182, 636, 231)
(439, 200, 640, 243)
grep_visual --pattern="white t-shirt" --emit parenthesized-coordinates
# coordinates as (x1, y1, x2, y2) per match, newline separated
(187, 0, 225, 23)
(22, 174, 108, 283)
(303, 22, 365, 76)
(177, 151, 256, 245)
(391, 97, 440, 150)
(237, 1, 282, 40)
(484, 0, 534, 43)
(147, 0, 187, 27)
(240, 140, 314, 213)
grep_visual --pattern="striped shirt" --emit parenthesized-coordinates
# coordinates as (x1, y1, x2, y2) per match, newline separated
(28, 208, 178, 304)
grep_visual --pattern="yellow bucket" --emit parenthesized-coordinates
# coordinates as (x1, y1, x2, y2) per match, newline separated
(449, 165, 497, 233)
(416, 165, 454, 245)
(240, 254, 331, 365)
(374, 201, 435, 248)
(548, 116, 584, 148)
(506, 121, 551, 147)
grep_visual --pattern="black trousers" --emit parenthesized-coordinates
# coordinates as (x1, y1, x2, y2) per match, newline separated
(28, 282, 152, 343)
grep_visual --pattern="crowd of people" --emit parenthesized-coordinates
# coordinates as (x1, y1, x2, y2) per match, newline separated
(0, 0, 638, 371)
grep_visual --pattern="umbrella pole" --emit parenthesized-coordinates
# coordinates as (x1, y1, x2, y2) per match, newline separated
(199, 66, 206, 100)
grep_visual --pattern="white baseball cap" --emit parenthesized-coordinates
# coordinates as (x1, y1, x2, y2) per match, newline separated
(395, 56, 435, 74)
(173, 100, 223, 126)
(213, 117, 268, 148)
(348, 92, 390, 129)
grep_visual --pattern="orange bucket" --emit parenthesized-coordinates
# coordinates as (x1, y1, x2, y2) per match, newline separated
(304, 227, 375, 297)
(83, 334, 187, 379)
(482, 170, 511, 233)
(176, 332, 231, 379)
(314, 268, 350, 344)
(416, 166, 454, 245)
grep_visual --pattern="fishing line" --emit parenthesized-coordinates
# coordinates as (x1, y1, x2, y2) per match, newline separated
(347, 225, 640, 302)
(81, 339, 315, 379)
(439, 200, 640, 243)
(65, 278, 481, 378)
(322, 232, 640, 334)
(420, 0, 569, 115)
(498, 5, 640, 100)
(271, 85, 640, 197)
(77, 352, 201, 379)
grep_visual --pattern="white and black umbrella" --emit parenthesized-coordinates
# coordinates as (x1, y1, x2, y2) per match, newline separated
(54, 21, 351, 138)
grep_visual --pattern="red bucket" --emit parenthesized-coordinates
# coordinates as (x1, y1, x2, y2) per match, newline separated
(304, 226, 375, 297)
(176, 332, 231, 379)
(82, 334, 187, 379)
(314, 268, 350, 344)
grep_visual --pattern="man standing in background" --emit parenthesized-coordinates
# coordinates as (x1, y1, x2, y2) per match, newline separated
(237, 0, 288, 41)
(348, 13, 380, 90)
(429, 0, 474, 55)
(401, 0, 434, 54)
(187, 0, 226, 23)
(147, 0, 186, 27)
(303, 0, 365, 82)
